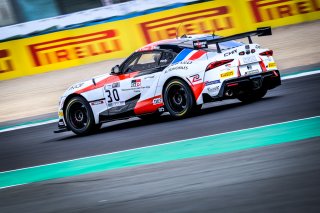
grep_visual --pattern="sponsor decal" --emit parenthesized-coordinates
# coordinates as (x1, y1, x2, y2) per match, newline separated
(158, 107, 165, 112)
(90, 100, 104, 106)
(249, 0, 320, 23)
(160, 59, 168, 63)
(0, 49, 14, 73)
(220, 70, 234, 78)
(153, 97, 163, 105)
(69, 82, 84, 90)
(193, 40, 208, 49)
(112, 82, 120, 88)
(243, 55, 257, 64)
(131, 79, 141, 87)
(205, 80, 220, 86)
(190, 74, 201, 83)
(107, 101, 125, 108)
(267, 62, 277, 69)
(140, 7, 234, 43)
(245, 70, 260, 75)
(29, 30, 122, 67)
(165, 65, 188, 73)
(144, 75, 155, 79)
(58, 110, 64, 117)
(224, 49, 237, 57)
(178, 61, 193, 65)
(207, 85, 220, 92)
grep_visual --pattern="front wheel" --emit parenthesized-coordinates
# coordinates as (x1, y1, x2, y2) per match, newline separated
(65, 96, 100, 135)
(163, 79, 197, 118)
(237, 88, 267, 103)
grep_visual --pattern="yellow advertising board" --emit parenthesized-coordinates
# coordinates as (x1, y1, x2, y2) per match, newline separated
(1, 0, 319, 80)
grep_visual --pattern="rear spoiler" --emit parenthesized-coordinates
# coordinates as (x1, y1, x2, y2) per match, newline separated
(203, 27, 272, 53)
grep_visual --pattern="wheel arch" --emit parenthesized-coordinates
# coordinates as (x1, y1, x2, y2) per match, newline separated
(162, 76, 203, 105)
(63, 93, 88, 120)
(162, 76, 191, 97)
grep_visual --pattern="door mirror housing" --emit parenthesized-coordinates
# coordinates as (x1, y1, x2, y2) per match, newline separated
(111, 65, 120, 74)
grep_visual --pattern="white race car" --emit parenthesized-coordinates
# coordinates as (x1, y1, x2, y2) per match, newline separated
(55, 27, 281, 135)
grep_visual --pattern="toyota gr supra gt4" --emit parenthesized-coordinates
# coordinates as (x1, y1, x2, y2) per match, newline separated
(55, 27, 281, 135)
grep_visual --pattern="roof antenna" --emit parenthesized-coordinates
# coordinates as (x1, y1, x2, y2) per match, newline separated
(212, 29, 216, 38)
(176, 22, 183, 39)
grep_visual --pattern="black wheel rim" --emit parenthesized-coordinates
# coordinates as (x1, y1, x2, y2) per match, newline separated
(68, 101, 89, 130)
(167, 84, 188, 114)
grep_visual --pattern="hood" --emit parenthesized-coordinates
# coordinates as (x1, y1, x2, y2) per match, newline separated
(62, 73, 110, 97)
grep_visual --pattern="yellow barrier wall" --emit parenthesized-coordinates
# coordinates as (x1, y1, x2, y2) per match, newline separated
(1, 0, 319, 80)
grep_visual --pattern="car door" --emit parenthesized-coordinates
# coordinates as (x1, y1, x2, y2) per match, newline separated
(138, 50, 176, 101)
(103, 50, 175, 119)
(131, 50, 176, 115)
(102, 52, 142, 119)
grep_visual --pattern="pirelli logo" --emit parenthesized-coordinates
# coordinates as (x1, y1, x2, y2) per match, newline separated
(29, 30, 122, 67)
(249, 0, 320, 23)
(0, 49, 14, 73)
(140, 7, 234, 44)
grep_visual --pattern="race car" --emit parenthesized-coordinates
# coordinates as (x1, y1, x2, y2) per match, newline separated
(55, 27, 281, 135)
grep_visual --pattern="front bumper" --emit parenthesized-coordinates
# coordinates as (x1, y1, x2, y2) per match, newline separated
(203, 70, 281, 102)
(53, 118, 69, 133)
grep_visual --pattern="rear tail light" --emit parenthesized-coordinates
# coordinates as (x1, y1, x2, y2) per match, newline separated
(206, 59, 234, 71)
(259, 50, 273, 56)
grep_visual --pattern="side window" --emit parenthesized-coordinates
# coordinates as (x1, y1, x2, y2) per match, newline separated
(159, 52, 176, 66)
(134, 52, 161, 71)
(121, 53, 140, 73)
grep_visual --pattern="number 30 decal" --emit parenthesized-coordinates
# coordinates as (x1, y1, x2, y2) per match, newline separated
(106, 89, 120, 102)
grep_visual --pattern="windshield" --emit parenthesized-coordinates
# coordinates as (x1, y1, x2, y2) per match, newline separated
(207, 40, 244, 52)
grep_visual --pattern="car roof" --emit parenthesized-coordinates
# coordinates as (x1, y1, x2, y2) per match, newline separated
(136, 34, 243, 53)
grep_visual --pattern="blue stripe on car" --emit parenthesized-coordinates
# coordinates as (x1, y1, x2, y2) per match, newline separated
(171, 48, 193, 64)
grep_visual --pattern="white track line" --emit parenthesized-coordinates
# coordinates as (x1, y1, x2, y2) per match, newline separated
(281, 70, 320, 80)
(0, 70, 319, 133)
(0, 119, 58, 133)
(1, 115, 319, 176)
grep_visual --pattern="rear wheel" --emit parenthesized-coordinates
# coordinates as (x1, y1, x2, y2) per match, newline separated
(163, 79, 197, 118)
(237, 88, 267, 103)
(65, 96, 100, 135)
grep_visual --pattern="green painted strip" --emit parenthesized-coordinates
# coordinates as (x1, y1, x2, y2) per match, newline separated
(0, 116, 319, 189)
(281, 67, 320, 77)
(0, 118, 57, 131)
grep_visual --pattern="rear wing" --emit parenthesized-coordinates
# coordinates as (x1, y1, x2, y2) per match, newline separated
(195, 27, 272, 53)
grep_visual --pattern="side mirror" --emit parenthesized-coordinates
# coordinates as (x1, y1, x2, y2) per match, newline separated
(111, 65, 120, 74)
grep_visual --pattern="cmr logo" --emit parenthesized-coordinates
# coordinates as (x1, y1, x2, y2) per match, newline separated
(29, 30, 122, 67)
(0, 49, 14, 73)
(131, 79, 141, 87)
(249, 0, 320, 23)
(140, 7, 234, 43)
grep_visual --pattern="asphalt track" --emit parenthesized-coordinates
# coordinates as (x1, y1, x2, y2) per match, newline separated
(0, 74, 320, 212)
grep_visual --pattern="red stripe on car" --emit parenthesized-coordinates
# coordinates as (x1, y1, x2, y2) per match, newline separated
(191, 82, 205, 101)
(188, 50, 206, 60)
(75, 71, 140, 94)
(259, 57, 267, 72)
(134, 95, 164, 115)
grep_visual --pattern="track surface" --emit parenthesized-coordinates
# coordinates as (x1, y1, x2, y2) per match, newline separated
(0, 74, 320, 212)
(1, 75, 320, 171)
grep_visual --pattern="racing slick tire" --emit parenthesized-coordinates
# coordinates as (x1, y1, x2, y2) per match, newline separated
(163, 79, 197, 118)
(237, 88, 268, 103)
(65, 96, 100, 135)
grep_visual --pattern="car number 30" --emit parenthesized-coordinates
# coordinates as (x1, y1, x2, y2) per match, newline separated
(105, 89, 120, 102)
